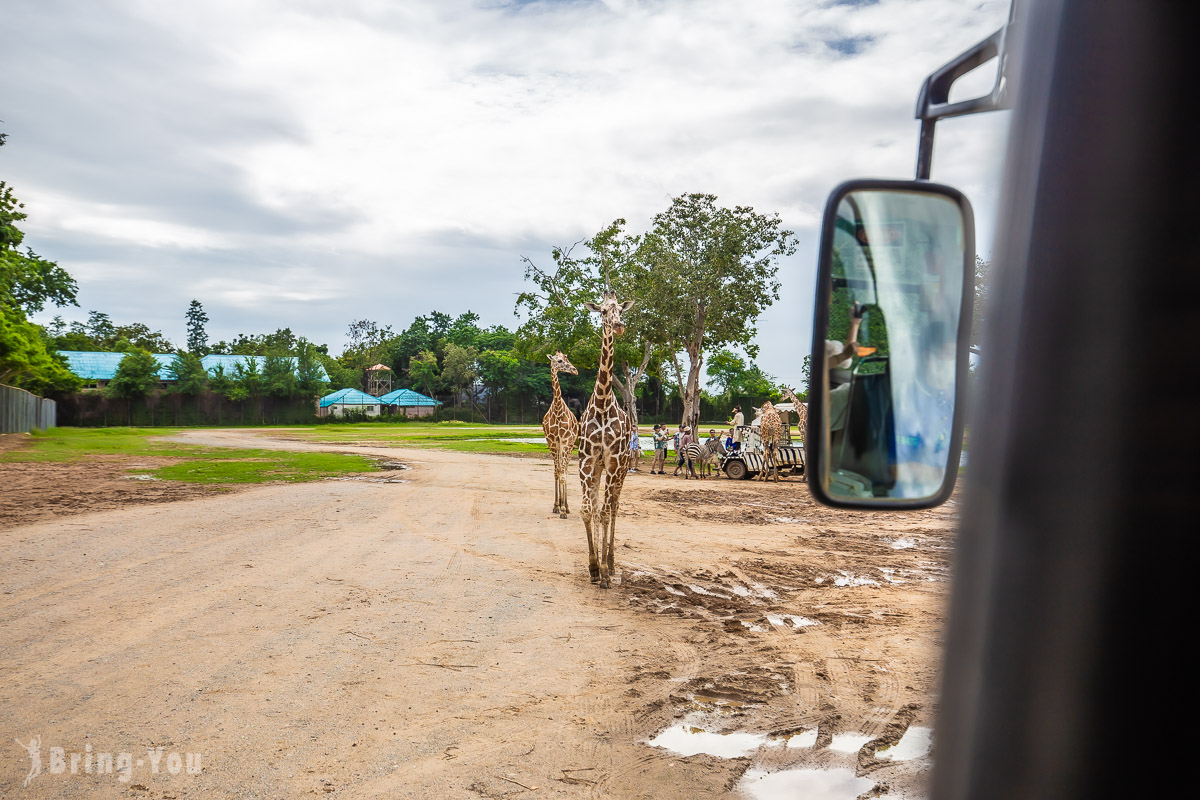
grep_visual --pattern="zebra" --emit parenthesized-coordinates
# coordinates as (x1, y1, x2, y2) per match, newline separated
(682, 439, 721, 479)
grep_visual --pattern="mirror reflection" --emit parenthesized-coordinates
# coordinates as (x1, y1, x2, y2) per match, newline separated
(821, 189, 967, 501)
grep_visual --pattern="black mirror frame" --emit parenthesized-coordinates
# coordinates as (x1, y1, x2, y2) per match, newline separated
(806, 178, 975, 510)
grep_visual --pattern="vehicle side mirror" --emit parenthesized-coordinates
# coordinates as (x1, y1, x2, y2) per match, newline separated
(806, 179, 974, 508)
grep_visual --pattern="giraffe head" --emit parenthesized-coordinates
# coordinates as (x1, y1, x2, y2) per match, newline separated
(548, 351, 578, 376)
(584, 292, 635, 336)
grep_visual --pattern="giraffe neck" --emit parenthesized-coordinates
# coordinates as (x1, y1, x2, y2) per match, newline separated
(593, 325, 613, 401)
(550, 366, 562, 403)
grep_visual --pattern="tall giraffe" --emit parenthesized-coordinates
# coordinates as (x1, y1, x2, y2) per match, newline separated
(779, 385, 809, 444)
(542, 351, 580, 518)
(757, 400, 782, 482)
(578, 292, 634, 588)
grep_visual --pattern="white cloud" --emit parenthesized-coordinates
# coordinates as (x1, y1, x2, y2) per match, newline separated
(6, 0, 1010, 373)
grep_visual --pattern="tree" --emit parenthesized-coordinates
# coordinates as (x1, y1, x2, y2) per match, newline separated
(295, 338, 328, 398)
(477, 348, 520, 422)
(232, 357, 265, 422)
(517, 219, 664, 426)
(185, 300, 209, 354)
(263, 352, 299, 399)
(408, 349, 440, 400)
(166, 351, 207, 424)
(167, 351, 208, 396)
(638, 193, 797, 431)
(1, 139, 82, 392)
(107, 349, 161, 424)
(706, 348, 778, 398)
(0, 308, 80, 392)
(442, 343, 478, 412)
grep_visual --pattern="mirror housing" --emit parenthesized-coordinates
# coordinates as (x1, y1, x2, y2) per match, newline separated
(806, 179, 974, 509)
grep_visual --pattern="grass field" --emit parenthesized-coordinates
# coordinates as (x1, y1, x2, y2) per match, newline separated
(282, 422, 556, 455)
(1, 427, 379, 484)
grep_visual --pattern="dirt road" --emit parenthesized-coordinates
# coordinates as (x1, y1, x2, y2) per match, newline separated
(1, 430, 955, 798)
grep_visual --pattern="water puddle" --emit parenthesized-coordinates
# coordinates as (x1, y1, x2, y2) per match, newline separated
(646, 724, 768, 758)
(828, 733, 873, 753)
(875, 726, 932, 761)
(832, 572, 881, 587)
(890, 538, 916, 549)
(766, 613, 819, 629)
(738, 767, 874, 800)
(784, 729, 818, 748)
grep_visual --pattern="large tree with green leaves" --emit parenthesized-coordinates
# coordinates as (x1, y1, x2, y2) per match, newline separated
(706, 348, 778, 399)
(441, 342, 478, 412)
(517, 219, 665, 426)
(638, 193, 797, 431)
(1, 137, 82, 392)
(408, 349, 440, 399)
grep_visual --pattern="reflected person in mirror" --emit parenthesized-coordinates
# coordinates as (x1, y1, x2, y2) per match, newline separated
(827, 302, 866, 440)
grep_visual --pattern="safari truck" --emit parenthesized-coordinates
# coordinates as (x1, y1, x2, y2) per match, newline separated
(719, 420, 805, 480)
(801, 2, 1184, 797)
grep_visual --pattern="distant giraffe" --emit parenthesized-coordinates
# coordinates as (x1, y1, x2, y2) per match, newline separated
(779, 385, 809, 444)
(757, 401, 782, 482)
(542, 351, 580, 518)
(578, 292, 635, 588)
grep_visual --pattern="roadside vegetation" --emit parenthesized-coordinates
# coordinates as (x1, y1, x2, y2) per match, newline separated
(0, 427, 378, 484)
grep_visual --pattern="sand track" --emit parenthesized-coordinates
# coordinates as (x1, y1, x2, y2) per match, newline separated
(1, 429, 954, 797)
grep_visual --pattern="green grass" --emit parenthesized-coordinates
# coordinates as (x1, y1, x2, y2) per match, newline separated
(283, 423, 552, 454)
(2, 427, 377, 485)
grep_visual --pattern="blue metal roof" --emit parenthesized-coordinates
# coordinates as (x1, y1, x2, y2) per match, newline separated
(57, 351, 328, 382)
(201, 355, 329, 381)
(378, 388, 441, 406)
(319, 388, 379, 408)
(58, 351, 176, 380)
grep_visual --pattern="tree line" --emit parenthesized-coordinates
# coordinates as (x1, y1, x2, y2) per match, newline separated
(6, 133, 805, 424)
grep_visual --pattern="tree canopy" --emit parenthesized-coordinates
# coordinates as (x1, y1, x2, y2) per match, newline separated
(1, 138, 81, 393)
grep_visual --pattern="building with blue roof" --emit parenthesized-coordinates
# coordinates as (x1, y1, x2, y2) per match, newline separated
(378, 388, 441, 418)
(58, 351, 329, 389)
(318, 388, 384, 417)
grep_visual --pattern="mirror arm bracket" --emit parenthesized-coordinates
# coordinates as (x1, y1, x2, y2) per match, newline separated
(914, 8, 1016, 180)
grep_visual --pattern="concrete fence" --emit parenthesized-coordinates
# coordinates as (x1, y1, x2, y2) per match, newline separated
(0, 384, 57, 433)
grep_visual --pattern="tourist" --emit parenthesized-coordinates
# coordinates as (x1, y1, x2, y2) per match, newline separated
(652, 424, 668, 473)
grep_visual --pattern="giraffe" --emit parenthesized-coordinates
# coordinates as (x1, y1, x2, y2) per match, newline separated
(779, 385, 809, 445)
(757, 400, 782, 482)
(542, 351, 580, 518)
(578, 292, 635, 588)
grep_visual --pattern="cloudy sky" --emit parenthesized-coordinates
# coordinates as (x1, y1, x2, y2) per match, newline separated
(3, 0, 1010, 388)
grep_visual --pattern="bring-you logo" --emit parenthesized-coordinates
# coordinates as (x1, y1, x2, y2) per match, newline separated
(13, 736, 201, 787)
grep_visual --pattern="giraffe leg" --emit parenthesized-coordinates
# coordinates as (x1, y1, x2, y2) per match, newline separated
(579, 454, 600, 582)
(558, 472, 570, 519)
(605, 493, 619, 582)
(560, 450, 571, 517)
(551, 450, 562, 513)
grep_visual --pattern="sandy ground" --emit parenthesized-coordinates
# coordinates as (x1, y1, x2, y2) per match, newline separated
(0, 429, 956, 798)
